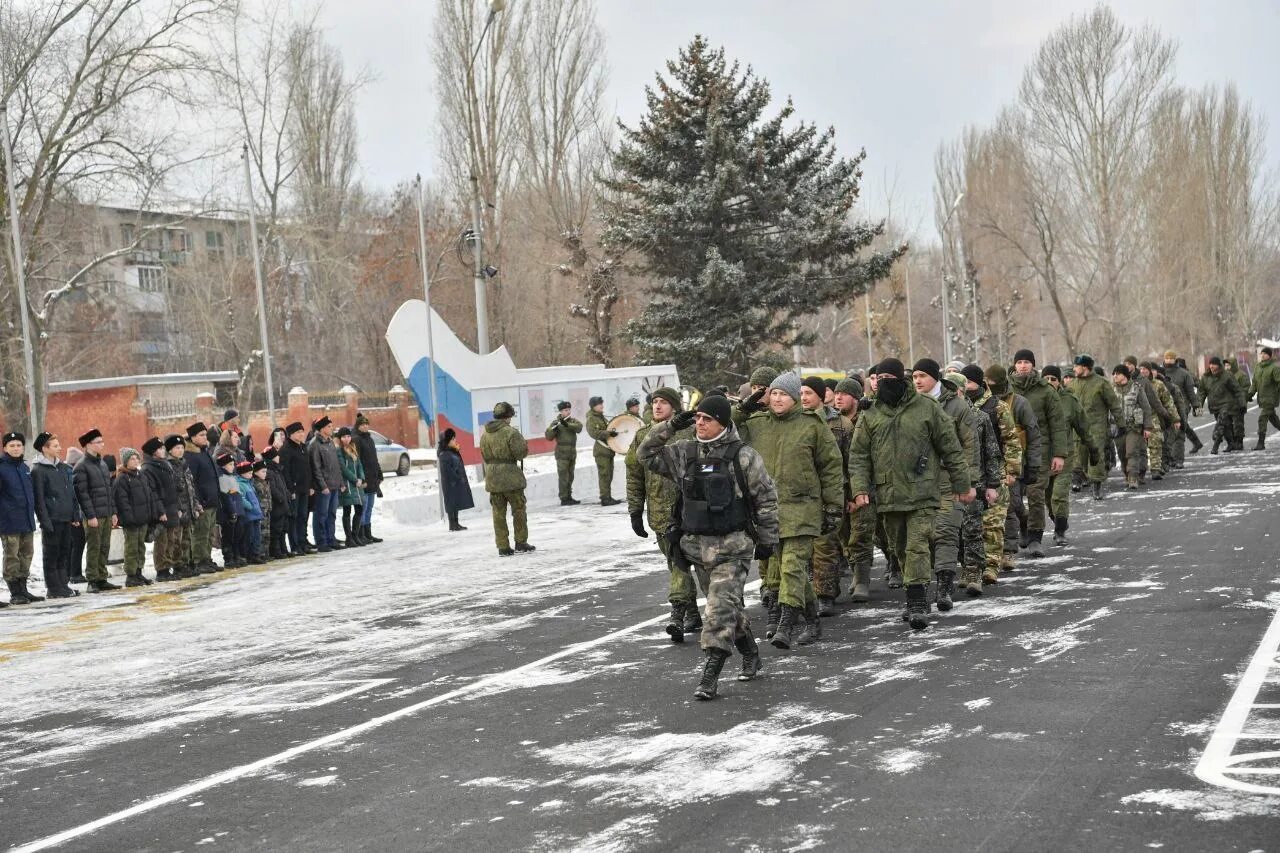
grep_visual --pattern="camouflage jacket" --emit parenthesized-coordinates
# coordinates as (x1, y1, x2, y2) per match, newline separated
(975, 388, 1022, 479)
(480, 419, 529, 493)
(1069, 371, 1122, 436)
(544, 415, 583, 454)
(940, 382, 1001, 489)
(1009, 371, 1068, 464)
(817, 404, 854, 502)
(585, 409, 615, 456)
(638, 419, 779, 547)
(847, 384, 970, 512)
(1057, 386, 1099, 461)
(1197, 370, 1245, 413)
(1000, 392, 1044, 479)
(1117, 380, 1152, 431)
(1250, 359, 1280, 407)
(625, 420, 693, 533)
(1148, 376, 1178, 428)
(740, 405, 844, 538)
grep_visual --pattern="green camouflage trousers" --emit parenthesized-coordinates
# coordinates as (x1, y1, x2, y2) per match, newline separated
(556, 451, 576, 501)
(594, 447, 614, 501)
(766, 535, 816, 610)
(660, 534, 706, 605)
(811, 514, 849, 599)
(174, 522, 194, 568)
(679, 530, 754, 655)
(490, 489, 528, 550)
(1146, 424, 1164, 476)
(1025, 461, 1050, 534)
(152, 525, 178, 571)
(929, 495, 962, 576)
(846, 499, 876, 575)
(122, 526, 147, 576)
(84, 518, 113, 581)
(982, 484, 1010, 574)
(1049, 455, 1073, 522)
(959, 498, 986, 585)
(192, 509, 216, 564)
(1, 533, 34, 581)
(879, 508, 937, 587)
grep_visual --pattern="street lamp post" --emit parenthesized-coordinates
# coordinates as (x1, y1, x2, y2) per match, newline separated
(465, 0, 506, 355)
(415, 175, 446, 521)
(940, 192, 965, 365)
(1, 104, 40, 434)
(242, 145, 277, 425)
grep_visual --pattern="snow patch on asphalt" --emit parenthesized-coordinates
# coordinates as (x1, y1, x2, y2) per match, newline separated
(963, 697, 992, 711)
(1013, 607, 1114, 662)
(875, 747, 936, 774)
(1233, 591, 1280, 610)
(1121, 788, 1280, 821)
(560, 813, 660, 853)
(297, 774, 338, 787)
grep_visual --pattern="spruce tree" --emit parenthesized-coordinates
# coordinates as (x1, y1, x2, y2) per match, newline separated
(603, 36, 903, 388)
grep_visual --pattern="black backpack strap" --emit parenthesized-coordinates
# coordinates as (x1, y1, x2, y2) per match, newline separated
(726, 440, 758, 542)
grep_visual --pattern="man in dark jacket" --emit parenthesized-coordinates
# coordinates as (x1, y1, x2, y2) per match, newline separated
(353, 413, 385, 543)
(113, 447, 159, 586)
(1198, 356, 1247, 453)
(281, 421, 313, 555)
(1162, 349, 1203, 459)
(2, 431, 43, 605)
(185, 422, 221, 573)
(74, 428, 119, 592)
(308, 416, 343, 551)
(141, 436, 180, 582)
(31, 432, 80, 598)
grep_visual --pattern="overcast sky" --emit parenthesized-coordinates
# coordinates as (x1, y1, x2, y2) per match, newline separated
(317, 0, 1279, 240)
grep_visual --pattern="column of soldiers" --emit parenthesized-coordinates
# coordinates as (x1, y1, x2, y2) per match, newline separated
(475, 345, 1276, 699)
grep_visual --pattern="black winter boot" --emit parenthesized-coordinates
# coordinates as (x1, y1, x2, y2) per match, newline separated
(694, 648, 730, 700)
(735, 633, 762, 681)
(6, 579, 42, 604)
(1091, 481, 1103, 501)
(906, 584, 930, 630)
(935, 571, 955, 612)
(1026, 532, 1046, 559)
(797, 600, 821, 646)
(515, 541, 536, 553)
(683, 602, 702, 636)
(1211, 439, 1221, 454)
(770, 604, 799, 650)
(817, 596, 836, 617)
(1052, 516, 1069, 546)
(765, 597, 782, 640)
(364, 524, 383, 543)
(88, 578, 120, 592)
(886, 554, 904, 589)
(1254, 437, 1266, 451)
(665, 603, 685, 642)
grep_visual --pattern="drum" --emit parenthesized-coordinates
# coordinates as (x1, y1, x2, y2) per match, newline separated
(606, 413, 644, 454)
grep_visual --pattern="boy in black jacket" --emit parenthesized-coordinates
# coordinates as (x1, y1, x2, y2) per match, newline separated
(217, 452, 247, 568)
(141, 436, 180, 581)
(31, 432, 80, 598)
(113, 448, 161, 587)
(262, 447, 292, 559)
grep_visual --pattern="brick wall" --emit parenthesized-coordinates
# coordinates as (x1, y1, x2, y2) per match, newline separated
(44, 386, 150, 457)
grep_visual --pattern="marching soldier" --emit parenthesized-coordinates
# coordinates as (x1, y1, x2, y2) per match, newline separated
(1138, 362, 1179, 480)
(482, 402, 535, 556)
(1009, 350, 1066, 558)
(960, 364, 1021, 585)
(639, 395, 779, 700)
(1069, 355, 1122, 500)
(987, 365, 1041, 573)
(1224, 357, 1250, 450)
(800, 376, 853, 617)
(1112, 364, 1152, 489)
(947, 370, 1004, 594)
(1043, 365, 1099, 545)
(1249, 346, 1280, 450)
(833, 377, 875, 602)
(585, 396, 623, 506)
(1198, 356, 1246, 454)
(1163, 350, 1203, 458)
(546, 400, 583, 505)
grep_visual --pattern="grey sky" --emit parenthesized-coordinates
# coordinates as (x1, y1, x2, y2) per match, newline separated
(320, 0, 1280, 239)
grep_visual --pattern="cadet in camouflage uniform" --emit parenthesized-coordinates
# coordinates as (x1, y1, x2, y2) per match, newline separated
(626, 387, 700, 641)
(639, 395, 779, 701)
(1224, 357, 1250, 449)
(739, 371, 843, 649)
(1250, 346, 1280, 450)
(1069, 354, 1122, 500)
(545, 401, 583, 504)
(800, 376, 852, 617)
(1138, 362, 1179, 480)
(1009, 350, 1067, 558)
(1112, 364, 1152, 489)
(1198, 356, 1247, 453)
(961, 364, 1021, 585)
(482, 402, 535, 556)
(947, 370, 1003, 595)
(848, 358, 973, 629)
(1162, 350, 1203, 460)
(989, 365, 1042, 573)
(1043, 366, 1099, 546)
(585, 396, 622, 506)
(833, 376, 875, 602)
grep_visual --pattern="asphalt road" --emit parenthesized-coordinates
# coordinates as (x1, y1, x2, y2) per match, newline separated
(2, 426, 1279, 852)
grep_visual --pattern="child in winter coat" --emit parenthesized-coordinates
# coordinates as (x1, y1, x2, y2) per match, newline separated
(217, 452, 247, 568)
(1, 431, 43, 605)
(251, 459, 273, 561)
(31, 431, 80, 598)
(335, 427, 366, 547)
(235, 459, 264, 565)
(165, 434, 201, 578)
(262, 446, 292, 559)
(112, 448, 161, 587)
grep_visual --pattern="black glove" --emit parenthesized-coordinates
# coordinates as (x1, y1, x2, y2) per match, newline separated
(754, 542, 774, 560)
(630, 511, 648, 538)
(671, 410, 697, 431)
(857, 397, 873, 412)
(607, 429, 619, 437)
(820, 506, 842, 534)
(738, 387, 767, 414)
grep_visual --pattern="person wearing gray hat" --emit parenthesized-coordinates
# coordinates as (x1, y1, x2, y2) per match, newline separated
(545, 400, 583, 505)
(586, 396, 622, 507)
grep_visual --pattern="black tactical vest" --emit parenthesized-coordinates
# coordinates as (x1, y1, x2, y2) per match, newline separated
(679, 442, 750, 536)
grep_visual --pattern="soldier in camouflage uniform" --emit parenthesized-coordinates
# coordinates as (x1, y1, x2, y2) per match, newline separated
(1138, 362, 1179, 480)
(1112, 365, 1153, 489)
(1069, 354, 1122, 500)
(639, 395, 779, 700)
(989, 365, 1042, 573)
(1162, 349, 1202, 460)
(1224, 357, 1250, 449)
(800, 376, 852, 617)
(1198, 356, 1247, 453)
(832, 377, 875, 602)
(739, 372, 844, 649)
(1043, 366, 1099, 546)
(545, 401, 583, 505)
(626, 387, 700, 641)
(848, 358, 974, 629)
(1009, 350, 1067, 558)
(482, 402, 535, 556)
(947, 371, 1003, 595)
(1249, 346, 1280, 450)
(585, 396, 622, 506)
(961, 364, 1022, 585)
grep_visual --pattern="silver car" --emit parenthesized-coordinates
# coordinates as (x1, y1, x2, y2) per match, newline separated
(368, 430, 412, 476)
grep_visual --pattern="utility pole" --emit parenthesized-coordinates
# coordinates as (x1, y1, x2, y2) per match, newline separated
(242, 144, 277, 424)
(465, 0, 507, 355)
(415, 175, 446, 521)
(0, 104, 39, 434)
(939, 193, 965, 365)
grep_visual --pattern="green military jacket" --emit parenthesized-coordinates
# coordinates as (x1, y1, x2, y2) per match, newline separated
(1197, 370, 1245, 414)
(847, 384, 970, 513)
(741, 405, 844, 538)
(1057, 386, 1099, 463)
(625, 420, 693, 533)
(1250, 359, 1280, 407)
(1070, 372, 1122, 437)
(935, 385, 976, 489)
(1010, 371, 1069, 463)
(586, 409, 615, 458)
(479, 419, 528, 493)
(1149, 376, 1178, 428)
(1225, 360, 1249, 404)
(544, 414, 583, 455)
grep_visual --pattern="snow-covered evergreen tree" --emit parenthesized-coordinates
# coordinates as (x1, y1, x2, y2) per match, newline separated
(603, 36, 904, 387)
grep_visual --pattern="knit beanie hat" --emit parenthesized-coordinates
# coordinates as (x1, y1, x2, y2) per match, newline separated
(985, 364, 1009, 395)
(1013, 348, 1036, 366)
(695, 394, 733, 428)
(120, 447, 140, 467)
(650, 387, 681, 410)
(960, 364, 986, 387)
(1209, 356, 1223, 367)
(749, 366, 780, 387)
(875, 358, 906, 380)
(944, 371, 969, 391)
(1042, 365, 1062, 381)
(911, 358, 941, 381)
(801, 376, 828, 400)
(835, 377, 863, 399)
(768, 371, 803, 403)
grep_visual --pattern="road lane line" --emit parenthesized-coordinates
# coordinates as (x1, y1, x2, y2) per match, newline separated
(9, 582, 759, 853)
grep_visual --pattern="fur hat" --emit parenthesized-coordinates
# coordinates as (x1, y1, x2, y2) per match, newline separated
(695, 394, 733, 428)
(311, 416, 332, 431)
(251, 459, 266, 472)
(1164, 349, 1178, 360)
(626, 397, 640, 409)
(142, 436, 164, 456)
(589, 396, 604, 408)
(1073, 354, 1095, 369)
(163, 434, 185, 452)
(186, 421, 208, 439)
(556, 400, 572, 412)
(2, 431, 25, 447)
(261, 447, 278, 461)
(768, 371, 803, 403)
(216, 451, 235, 467)
(285, 421, 306, 436)
(33, 432, 54, 452)
(78, 428, 102, 447)
(235, 459, 253, 474)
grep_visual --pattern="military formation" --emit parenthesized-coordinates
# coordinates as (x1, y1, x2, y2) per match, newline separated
(472, 344, 1275, 699)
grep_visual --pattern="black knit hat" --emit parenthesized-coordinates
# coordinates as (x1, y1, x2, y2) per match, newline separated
(186, 421, 208, 439)
(163, 434, 185, 452)
(1112, 363, 1131, 378)
(695, 394, 733, 428)
(335, 426, 352, 439)
(142, 436, 164, 456)
(224, 408, 239, 422)
(875, 358, 906, 380)
(33, 432, 54, 452)
(1013, 348, 1036, 366)
(911, 358, 942, 382)
(801, 376, 827, 400)
(960, 364, 986, 387)
(79, 428, 102, 447)
(1209, 356, 1223, 367)
(1042, 365, 1062, 381)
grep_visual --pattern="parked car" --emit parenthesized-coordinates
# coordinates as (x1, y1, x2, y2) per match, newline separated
(369, 430, 412, 476)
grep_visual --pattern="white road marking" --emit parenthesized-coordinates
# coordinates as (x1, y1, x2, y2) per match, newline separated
(1193, 600, 1280, 796)
(184, 679, 395, 712)
(9, 583, 757, 853)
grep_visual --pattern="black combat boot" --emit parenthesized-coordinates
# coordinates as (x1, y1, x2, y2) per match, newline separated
(6, 579, 42, 604)
(765, 598, 782, 640)
(88, 578, 120, 592)
(693, 648, 730, 700)
(364, 524, 383, 543)
(770, 604, 798, 650)
(817, 596, 836, 617)
(600, 497, 622, 507)
(1018, 517, 1030, 549)
(1026, 532, 1046, 558)
(665, 602, 685, 642)
(1211, 439, 1221, 454)
(154, 568, 173, 582)
(886, 554, 903, 589)
(497, 547, 515, 557)
(735, 633, 762, 681)
(906, 584, 930, 630)
(1052, 516, 1069, 546)
(797, 600, 821, 645)
(683, 602, 702, 636)
(1091, 481, 1103, 501)
(515, 541, 536, 553)
(935, 571, 955, 612)
(1254, 437, 1266, 451)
